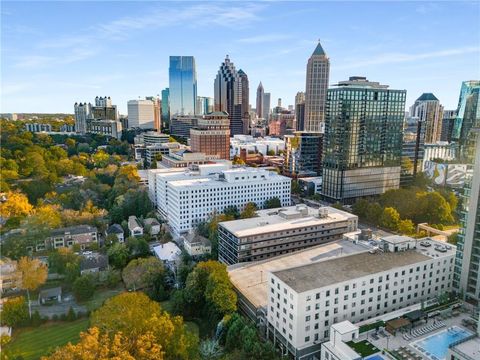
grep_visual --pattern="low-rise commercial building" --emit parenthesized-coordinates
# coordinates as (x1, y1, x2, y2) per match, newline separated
(267, 236, 455, 359)
(218, 205, 357, 265)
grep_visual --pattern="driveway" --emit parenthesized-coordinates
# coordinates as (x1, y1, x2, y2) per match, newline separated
(31, 293, 87, 318)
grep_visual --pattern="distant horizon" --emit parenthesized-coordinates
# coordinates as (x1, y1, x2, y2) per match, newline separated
(2, 1, 479, 113)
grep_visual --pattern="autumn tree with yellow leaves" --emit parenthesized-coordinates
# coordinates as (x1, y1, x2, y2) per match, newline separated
(17, 257, 48, 317)
(43, 327, 164, 360)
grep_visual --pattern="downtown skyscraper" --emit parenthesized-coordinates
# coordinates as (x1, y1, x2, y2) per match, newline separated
(214, 55, 249, 135)
(452, 80, 480, 159)
(322, 77, 406, 203)
(169, 56, 197, 116)
(409, 93, 444, 144)
(304, 40, 330, 133)
(256, 82, 264, 119)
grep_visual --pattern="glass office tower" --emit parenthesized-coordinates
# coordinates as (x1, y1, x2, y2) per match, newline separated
(169, 56, 197, 116)
(322, 77, 406, 204)
(161, 88, 170, 128)
(452, 81, 480, 160)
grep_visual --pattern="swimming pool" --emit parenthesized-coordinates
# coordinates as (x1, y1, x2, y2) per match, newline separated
(411, 326, 473, 360)
(365, 355, 386, 360)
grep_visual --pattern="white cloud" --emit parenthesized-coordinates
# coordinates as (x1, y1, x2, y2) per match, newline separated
(336, 46, 480, 70)
(238, 34, 292, 44)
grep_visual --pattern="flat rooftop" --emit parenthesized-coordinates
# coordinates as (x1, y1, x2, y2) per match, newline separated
(450, 335, 480, 358)
(273, 250, 431, 293)
(220, 206, 357, 238)
(228, 239, 367, 309)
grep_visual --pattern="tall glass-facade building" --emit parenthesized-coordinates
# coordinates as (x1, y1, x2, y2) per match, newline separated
(453, 128, 480, 304)
(322, 77, 406, 203)
(169, 56, 197, 116)
(452, 81, 480, 160)
(283, 132, 323, 177)
(161, 88, 170, 128)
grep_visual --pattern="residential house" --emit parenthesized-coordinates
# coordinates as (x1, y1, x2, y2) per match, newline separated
(35, 225, 98, 251)
(182, 231, 211, 257)
(106, 224, 124, 243)
(0, 258, 21, 293)
(38, 287, 62, 304)
(128, 216, 144, 237)
(144, 218, 161, 236)
(153, 242, 181, 271)
(80, 253, 109, 275)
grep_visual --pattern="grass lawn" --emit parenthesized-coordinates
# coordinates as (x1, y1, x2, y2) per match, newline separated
(346, 339, 380, 357)
(82, 286, 125, 311)
(5, 319, 89, 360)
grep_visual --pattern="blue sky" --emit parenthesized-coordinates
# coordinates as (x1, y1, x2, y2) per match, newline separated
(2, 1, 479, 114)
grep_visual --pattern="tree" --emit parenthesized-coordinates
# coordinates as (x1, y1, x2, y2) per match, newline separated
(0, 191, 33, 218)
(223, 205, 239, 219)
(91, 292, 199, 359)
(43, 327, 165, 360)
(291, 180, 302, 195)
(18, 257, 47, 317)
(448, 232, 459, 245)
(28, 205, 63, 228)
(264, 197, 281, 209)
(0, 296, 29, 327)
(126, 236, 150, 258)
(416, 191, 455, 225)
(73, 274, 96, 301)
(266, 149, 275, 156)
(122, 257, 165, 291)
(185, 261, 237, 320)
(398, 219, 415, 235)
(352, 198, 370, 218)
(240, 202, 257, 219)
(48, 248, 80, 275)
(108, 243, 129, 269)
(380, 207, 401, 231)
(366, 202, 383, 225)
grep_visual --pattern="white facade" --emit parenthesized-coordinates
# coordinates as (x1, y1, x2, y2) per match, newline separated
(153, 167, 291, 236)
(230, 135, 285, 157)
(422, 141, 457, 169)
(321, 321, 361, 360)
(128, 99, 155, 129)
(267, 237, 455, 359)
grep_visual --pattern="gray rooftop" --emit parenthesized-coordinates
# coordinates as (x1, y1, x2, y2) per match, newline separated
(273, 250, 430, 293)
(51, 225, 97, 236)
(219, 205, 357, 238)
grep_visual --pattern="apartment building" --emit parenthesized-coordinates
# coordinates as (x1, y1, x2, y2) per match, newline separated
(33, 225, 98, 251)
(267, 236, 455, 359)
(218, 205, 357, 265)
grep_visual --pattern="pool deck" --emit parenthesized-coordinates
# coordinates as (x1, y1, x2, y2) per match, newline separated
(359, 310, 475, 359)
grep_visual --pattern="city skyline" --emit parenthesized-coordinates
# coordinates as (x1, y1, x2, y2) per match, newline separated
(2, 1, 479, 114)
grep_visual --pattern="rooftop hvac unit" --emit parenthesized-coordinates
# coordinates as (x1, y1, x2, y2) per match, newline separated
(318, 207, 328, 218)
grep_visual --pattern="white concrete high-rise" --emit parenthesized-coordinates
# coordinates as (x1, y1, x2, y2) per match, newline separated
(74, 102, 91, 134)
(304, 41, 330, 133)
(128, 99, 156, 129)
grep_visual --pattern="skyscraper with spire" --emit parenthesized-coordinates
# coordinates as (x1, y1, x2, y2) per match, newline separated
(256, 82, 264, 119)
(304, 40, 330, 133)
(214, 55, 249, 135)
